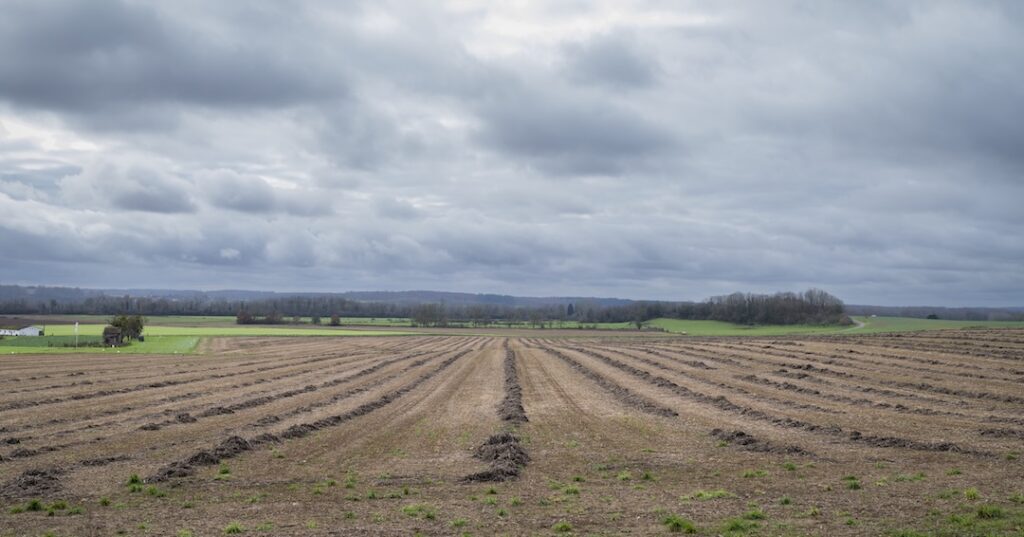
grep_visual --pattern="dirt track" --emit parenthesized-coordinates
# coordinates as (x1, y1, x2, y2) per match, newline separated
(1, 331, 1022, 535)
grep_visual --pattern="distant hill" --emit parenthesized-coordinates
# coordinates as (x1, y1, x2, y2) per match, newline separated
(0, 285, 635, 309)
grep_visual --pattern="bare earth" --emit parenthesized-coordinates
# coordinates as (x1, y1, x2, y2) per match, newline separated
(1, 330, 1023, 536)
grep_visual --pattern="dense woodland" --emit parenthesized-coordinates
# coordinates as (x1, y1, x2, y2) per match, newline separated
(0, 285, 857, 327)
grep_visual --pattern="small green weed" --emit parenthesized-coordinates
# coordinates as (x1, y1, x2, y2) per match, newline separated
(721, 517, 756, 532)
(894, 472, 926, 482)
(683, 489, 734, 501)
(146, 486, 166, 498)
(743, 507, 767, 520)
(401, 503, 437, 519)
(552, 520, 572, 532)
(975, 504, 1003, 519)
(663, 513, 697, 533)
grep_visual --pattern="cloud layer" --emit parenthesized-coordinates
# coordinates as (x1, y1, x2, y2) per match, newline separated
(1, 0, 1022, 305)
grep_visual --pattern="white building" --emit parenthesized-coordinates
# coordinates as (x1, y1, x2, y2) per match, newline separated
(0, 325, 45, 337)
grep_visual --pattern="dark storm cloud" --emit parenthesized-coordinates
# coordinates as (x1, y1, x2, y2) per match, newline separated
(0, 1, 1022, 305)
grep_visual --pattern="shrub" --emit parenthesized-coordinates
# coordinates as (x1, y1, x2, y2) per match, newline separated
(552, 520, 573, 532)
(223, 522, 244, 534)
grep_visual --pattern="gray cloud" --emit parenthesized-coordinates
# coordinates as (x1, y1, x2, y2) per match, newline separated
(562, 32, 659, 89)
(0, 1, 1022, 306)
(477, 83, 674, 175)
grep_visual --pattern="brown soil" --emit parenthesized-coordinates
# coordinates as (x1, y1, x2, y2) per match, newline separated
(1, 331, 1022, 536)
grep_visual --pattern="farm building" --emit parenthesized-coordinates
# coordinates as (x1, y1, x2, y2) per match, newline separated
(0, 325, 44, 336)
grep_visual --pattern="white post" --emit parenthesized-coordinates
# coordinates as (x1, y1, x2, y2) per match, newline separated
(75, 322, 79, 349)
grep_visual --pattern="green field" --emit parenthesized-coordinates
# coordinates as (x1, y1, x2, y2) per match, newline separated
(846, 316, 1024, 333)
(41, 324, 413, 337)
(0, 335, 201, 355)
(646, 316, 1024, 336)
(0, 324, 415, 354)
(645, 318, 848, 336)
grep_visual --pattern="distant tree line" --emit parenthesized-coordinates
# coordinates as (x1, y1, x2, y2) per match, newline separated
(844, 304, 1024, 322)
(0, 288, 853, 327)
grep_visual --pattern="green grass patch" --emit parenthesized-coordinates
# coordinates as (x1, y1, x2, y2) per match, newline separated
(401, 503, 436, 519)
(682, 489, 735, 501)
(663, 513, 698, 533)
(552, 520, 573, 532)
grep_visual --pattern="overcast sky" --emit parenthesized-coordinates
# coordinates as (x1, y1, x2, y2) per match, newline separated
(1, 1, 1022, 306)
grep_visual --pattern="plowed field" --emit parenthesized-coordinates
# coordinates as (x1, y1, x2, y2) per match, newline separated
(2, 331, 1023, 536)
